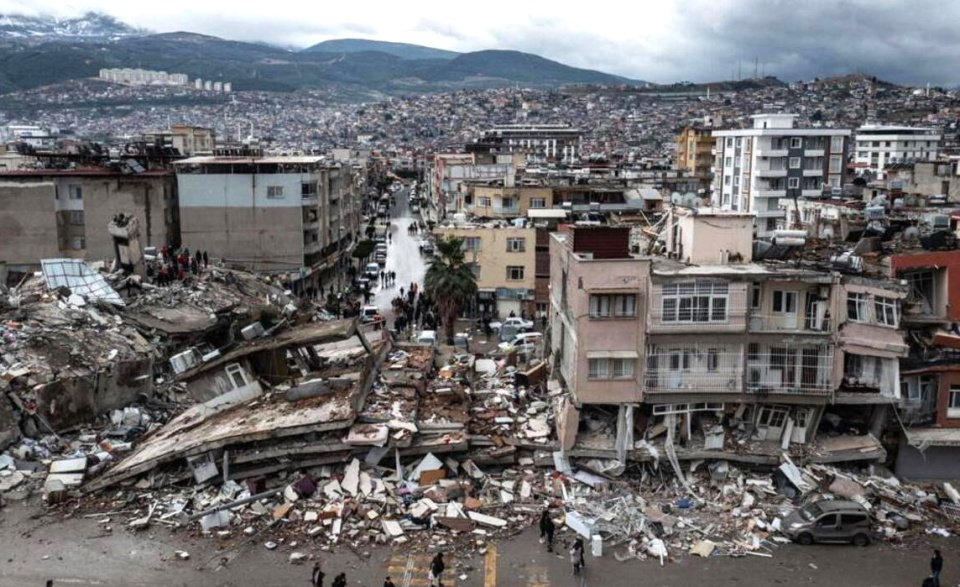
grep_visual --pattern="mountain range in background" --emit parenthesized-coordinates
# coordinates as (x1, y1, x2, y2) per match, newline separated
(0, 11, 643, 98)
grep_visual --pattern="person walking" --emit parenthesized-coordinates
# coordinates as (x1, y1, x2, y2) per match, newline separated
(570, 538, 584, 576)
(332, 572, 347, 587)
(539, 509, 555, 552)
(429, 552, 445, 587)
(574, 536, 586, 569)
(312, 562, 326, 587)
(931, 549, 943, 587)
(202, 250, 209, 268)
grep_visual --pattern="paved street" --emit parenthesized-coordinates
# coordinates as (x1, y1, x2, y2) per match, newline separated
(372, 186, 428, 325)
(0, 500, 952, 587)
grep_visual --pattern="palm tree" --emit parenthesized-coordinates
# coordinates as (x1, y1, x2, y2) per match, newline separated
(424, 235, 478, 344)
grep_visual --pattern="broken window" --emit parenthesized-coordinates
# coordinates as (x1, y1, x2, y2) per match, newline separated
(225, 363, 249, 389)
(903, 270, 936, 315)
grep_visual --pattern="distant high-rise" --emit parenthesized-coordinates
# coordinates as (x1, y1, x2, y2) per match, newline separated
(712, 114, 850, 237)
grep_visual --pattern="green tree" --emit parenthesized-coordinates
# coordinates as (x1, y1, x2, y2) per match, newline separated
(424, 236, 478, 344)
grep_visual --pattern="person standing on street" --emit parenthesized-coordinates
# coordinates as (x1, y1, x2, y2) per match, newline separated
(312, 562, 326, 587)
(332, 572, 347, 587)
(570, 538, 584, 575)
(931, 549, 943, 586)
(539, 509, 555, 552)
(383, 577, 396, 587)
(429, 552, 445, 587)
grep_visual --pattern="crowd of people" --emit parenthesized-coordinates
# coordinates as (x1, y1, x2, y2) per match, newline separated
(145, 246, 210, 286)
(390, 282, 438, 338)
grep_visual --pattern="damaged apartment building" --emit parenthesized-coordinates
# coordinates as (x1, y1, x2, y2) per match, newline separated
(549, 209, 914, 475)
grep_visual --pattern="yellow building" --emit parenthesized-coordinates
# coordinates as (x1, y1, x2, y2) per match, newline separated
(434, 225, 537, 317)
(468, 185, 553, 218)
(676, 126, 715, 195)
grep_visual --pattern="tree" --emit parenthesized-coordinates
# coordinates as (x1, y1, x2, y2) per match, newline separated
(424, 236, 478, 344)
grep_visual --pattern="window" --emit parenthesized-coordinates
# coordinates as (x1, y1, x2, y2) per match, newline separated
(71, 236, 85, 250)
(301, 182, 317, 198)
(590, 294, 637, 318)
(725, 156, 732, 168)
(225, 363, 249, 389)
(726, 138, 733, 148)
(661, 281, 729, 323)
(529, 198, 546, 209)
(669, 349, 692, 371)
(874, 296, 898, 326)
(707, 349, 720, 372)
(70, 210, 85, 225)
(790, 137, 802, 149)
(751, 284, 762, 310)
(266, 185, 284, 198)
(789, 157, 801, 169)
(477, 196, 492, 207)
(788, 177, 800, 189)
(830, 136, 844, 152)
(773, 290, 798, 314)
(68, 185, 83, 200)
(758, 406, 788, 428)
(847, 292, 868, 322)
(840, 514, 868, 526)
(463, 237, 481, 251)
(949, 386, 960, 418)
(506, 266, 525, 281)
(829, 155, 842, 174)
(506, 237, 526, 252)
(588, 358, 634, 380)
(724, 176, 731, 186)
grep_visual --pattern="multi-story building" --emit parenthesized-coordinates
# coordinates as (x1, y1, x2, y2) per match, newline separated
(712, 114, 850, 237)
(174, 154, 361, 295)
(468, 184, 553, 218)
(426, 153, 514, 216)
(854, 125, 942, 178)
(676, 125, 715, 196)
(435, 225, 536, 318)
(0, 168, 179, 275)
(549, 209, 906, 465)
(467, 124, 582, 164)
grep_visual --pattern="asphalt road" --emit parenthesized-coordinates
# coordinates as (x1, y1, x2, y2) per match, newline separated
(1, 500, 953, 587)
(373, 186, 428, 324)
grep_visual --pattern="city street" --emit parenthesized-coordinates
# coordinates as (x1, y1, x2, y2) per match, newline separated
(371, 186, 428, 326)
(0, 499, 953, 587)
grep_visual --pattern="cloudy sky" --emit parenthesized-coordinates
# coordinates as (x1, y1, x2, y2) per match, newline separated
(2, 0, 957, 86)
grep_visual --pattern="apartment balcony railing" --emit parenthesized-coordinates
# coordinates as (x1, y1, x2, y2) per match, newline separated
(748, 314, 831, 333)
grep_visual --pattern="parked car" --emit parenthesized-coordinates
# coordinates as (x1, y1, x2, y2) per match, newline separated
(364, 262, 380, 279)
(375, 251, 387, 265)
(420, 239, 435, 255)
(489, 316, 535, 332)
(783, 500, 872, 546)
(359, 305, 382, 324)
(498, 332, 543, 354)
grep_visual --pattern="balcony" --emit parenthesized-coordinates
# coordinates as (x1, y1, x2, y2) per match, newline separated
(756, 168, 787, 178)
(493, 205, 520, 216)
(755, 148, 788, 157)
(302, 219, 319, 231)
(301, 196, 319, 207)
(805, 149, 825, 157)
(755, 209, 787, 218)
(748, 314, 831, 334)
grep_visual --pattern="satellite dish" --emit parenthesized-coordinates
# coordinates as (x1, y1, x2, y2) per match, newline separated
(670, 192, 682, 204)
(893, 198, 905, 209)
(682, 193, 698, 207)
(904, 226, 920, 240)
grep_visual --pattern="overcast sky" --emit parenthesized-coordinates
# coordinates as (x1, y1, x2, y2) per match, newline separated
(2, 0, 957, 86)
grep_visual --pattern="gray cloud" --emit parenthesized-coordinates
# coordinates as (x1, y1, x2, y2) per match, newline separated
(4, 0, 959, 85)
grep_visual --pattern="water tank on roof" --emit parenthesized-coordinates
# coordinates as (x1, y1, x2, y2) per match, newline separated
(893, 198, 905, 209)
(670, 192, 682, 205)
(864, 206, 886, 220)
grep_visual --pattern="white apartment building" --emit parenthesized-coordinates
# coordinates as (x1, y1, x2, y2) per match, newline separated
(854, 125, 942, 178)
(712, 114, 850, 237)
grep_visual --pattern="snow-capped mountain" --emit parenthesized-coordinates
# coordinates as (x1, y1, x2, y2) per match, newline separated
(0, 12, 147, 42)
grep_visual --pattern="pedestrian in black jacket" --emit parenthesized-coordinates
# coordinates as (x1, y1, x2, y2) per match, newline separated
(429, 552, 445, 587)
(931, 549, 943, 587)
(539, 509, 555, 552)
(312, 562, 325, 587)
(332, 572, 347, 587)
